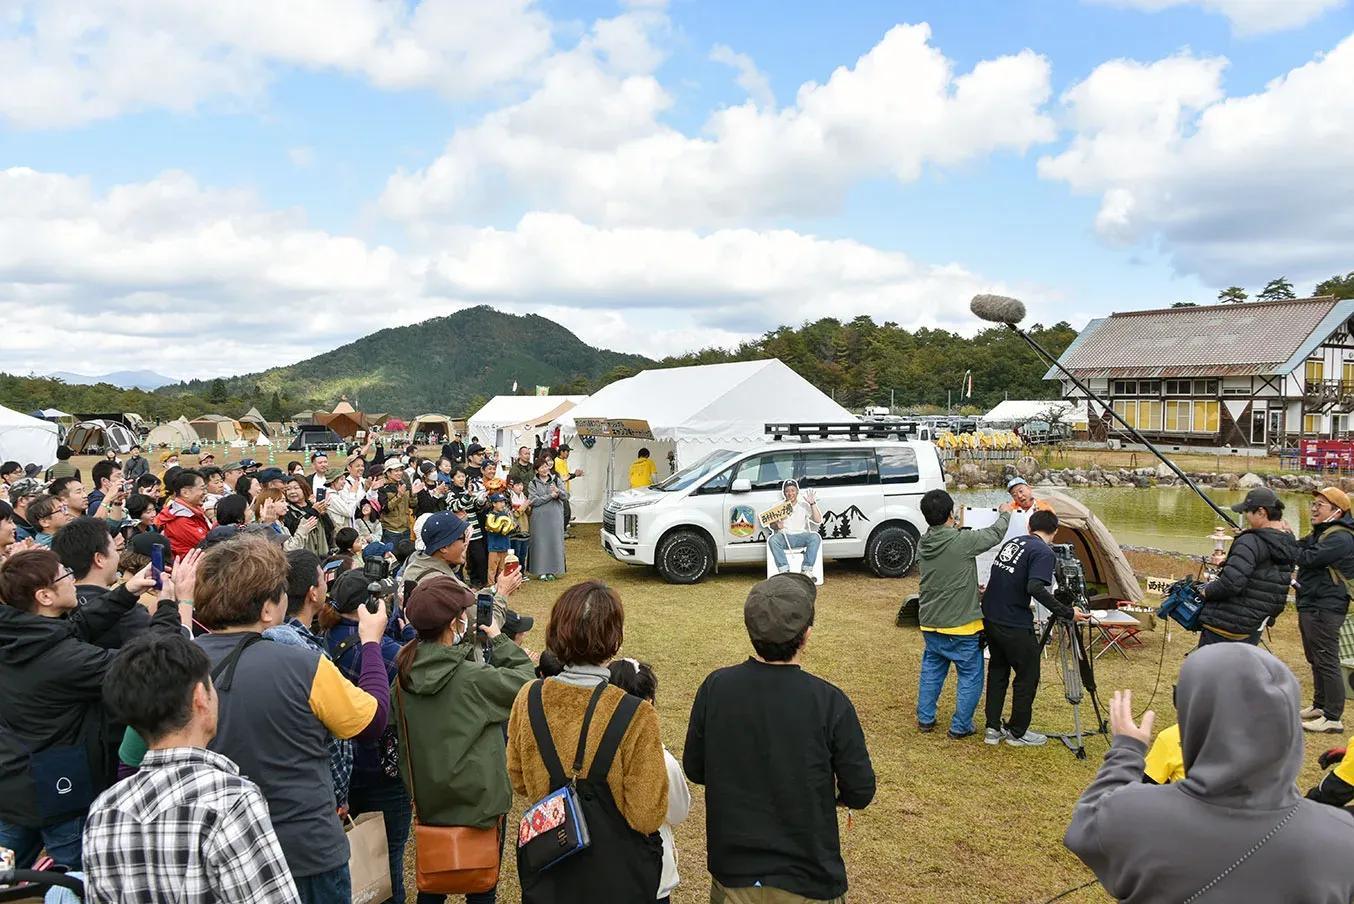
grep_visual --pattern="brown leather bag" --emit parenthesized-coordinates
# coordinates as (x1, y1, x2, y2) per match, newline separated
(397, 682, 503, 894)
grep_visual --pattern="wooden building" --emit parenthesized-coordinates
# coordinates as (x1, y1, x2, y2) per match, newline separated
(1049, 296, 1354, 449)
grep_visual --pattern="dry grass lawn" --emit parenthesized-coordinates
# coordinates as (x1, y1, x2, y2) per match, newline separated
(397, 532, 1330, 904)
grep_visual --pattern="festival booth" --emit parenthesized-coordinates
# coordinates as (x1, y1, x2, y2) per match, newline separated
(189, 415, 241, 443)
(66, 419, 138, 455)
(145, 418, 201, 450)
(408, 414, 455, 443)
(0, 404, 59, 468)
(554, 359, 855, 523)
(467, 395, 586, 455)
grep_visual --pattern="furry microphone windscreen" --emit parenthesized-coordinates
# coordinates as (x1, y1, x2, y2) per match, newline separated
(970, 294, 1027, 325)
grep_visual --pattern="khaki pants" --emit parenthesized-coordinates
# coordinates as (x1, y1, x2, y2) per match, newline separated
(711, 879, 846, 904)
(487, 550, 506, 583)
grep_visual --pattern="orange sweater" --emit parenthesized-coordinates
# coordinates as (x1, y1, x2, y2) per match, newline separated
(507, 680, 668, 835)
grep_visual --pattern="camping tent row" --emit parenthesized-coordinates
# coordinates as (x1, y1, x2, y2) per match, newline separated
(467, 396, 586, 455)
(551, 359, 855, 523)
(0, 404, 60, 467)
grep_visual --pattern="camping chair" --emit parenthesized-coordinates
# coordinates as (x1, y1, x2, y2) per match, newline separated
(765, 528, 824, 586)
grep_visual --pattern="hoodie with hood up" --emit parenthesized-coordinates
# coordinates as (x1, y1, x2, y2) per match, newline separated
(1200, 526, 1297, 637)
(1065, 644, 1354, 904)
(392, 635, 535, 828)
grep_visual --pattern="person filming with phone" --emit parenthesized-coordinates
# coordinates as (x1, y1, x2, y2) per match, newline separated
(767, 479, 822, 577)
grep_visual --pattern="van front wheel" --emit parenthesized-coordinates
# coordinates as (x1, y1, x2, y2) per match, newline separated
(656, 529, 714, 584)
(866, 525, 918, 578)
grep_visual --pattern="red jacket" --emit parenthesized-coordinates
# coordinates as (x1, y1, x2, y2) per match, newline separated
(154, 499, 211, 559)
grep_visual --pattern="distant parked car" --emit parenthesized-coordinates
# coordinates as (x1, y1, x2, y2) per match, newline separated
(287, 424, 344, 451)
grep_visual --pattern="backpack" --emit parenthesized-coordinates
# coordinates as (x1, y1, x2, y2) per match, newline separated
(518, 680, 662, 904)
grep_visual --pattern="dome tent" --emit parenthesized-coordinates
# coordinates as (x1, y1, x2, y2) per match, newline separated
(66, 419, 137, 455)
(189, 415, 240, 442)
(145, 418, 201, 449)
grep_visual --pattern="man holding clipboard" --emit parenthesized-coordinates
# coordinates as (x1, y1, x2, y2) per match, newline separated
(766, 480, 822, 577)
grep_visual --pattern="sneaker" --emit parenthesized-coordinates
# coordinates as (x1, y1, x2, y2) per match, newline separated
(1300, 706, 1323, 720)
(947, 728, 977, 741)
(984, 728, 1007, 745)
(1302, 716, 1345, 733)
(917, 721, 936, 733)
(1005, 729, 1049, 747)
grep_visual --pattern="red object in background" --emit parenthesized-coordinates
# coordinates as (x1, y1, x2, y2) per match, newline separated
(1300, 439, 1354, 472)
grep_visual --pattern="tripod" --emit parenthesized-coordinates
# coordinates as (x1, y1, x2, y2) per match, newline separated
(1037, 615, 1108, 759)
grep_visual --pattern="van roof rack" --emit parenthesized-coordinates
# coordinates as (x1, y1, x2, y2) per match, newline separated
(765, 422, 926, 442)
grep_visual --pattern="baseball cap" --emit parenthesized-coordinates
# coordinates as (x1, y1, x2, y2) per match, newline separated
(405, 575, 476, 631)
(8, 478, 44, 501)
(257, 467, 285, 484)
(238, 458, 259, 471)
(422, 512, 471, 554)
(198, 525, 243, 550)
(330, 569, 372, 614)
(223, 461, 245, 473)
(362, 540, 395, 561)
(502, 608, 534, 636)
(198, 452, 215, 462)
(159, 451, 178, 463)
(383, 458, 404, 473)
(1313, 486, 1352, 513)
(466, 443, 485, 459)
(130, 531, 172, 559)
(1231, 487, 1282, 513)
(1006, 477, 1029, 491)
(744, 572, 816, 644)
(489, 493, 507, 503)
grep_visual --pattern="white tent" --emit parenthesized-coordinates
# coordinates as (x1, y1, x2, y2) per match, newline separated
(40, 408, 72, 420)
(145, 418, 201, 449)
(468, 395, 586, 454)
(980, 399, 1087, 428)
(554, 359, 855, 522)
(0, 404, 60, 468)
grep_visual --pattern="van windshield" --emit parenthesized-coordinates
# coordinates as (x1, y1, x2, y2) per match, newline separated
(654, 449, 740, 492)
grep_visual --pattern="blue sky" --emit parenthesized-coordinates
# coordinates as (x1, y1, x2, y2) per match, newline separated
(3, 0, 1353, 379)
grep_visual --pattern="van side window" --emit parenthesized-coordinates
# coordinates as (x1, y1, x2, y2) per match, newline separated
(877, 447, 920, 484)
(799, 450, 876, 487)
(731, 451, 797, 491)
(693, 467, 733, 495)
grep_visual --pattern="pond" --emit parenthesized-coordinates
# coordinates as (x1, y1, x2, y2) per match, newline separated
(953, 485, 1318, 556)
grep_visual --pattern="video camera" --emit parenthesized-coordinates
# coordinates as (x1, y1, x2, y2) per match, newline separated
(1051, 543, 1089, 614)
(361, 557, 398, 614)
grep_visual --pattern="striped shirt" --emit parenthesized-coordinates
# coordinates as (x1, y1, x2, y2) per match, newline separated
(82, 747, 299, 903)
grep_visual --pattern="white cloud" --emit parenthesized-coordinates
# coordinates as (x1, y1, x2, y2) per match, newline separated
(710, 44, 775, 109)
(1087, 0, 1346, 34)
(0, 167, 1038, 376)
(381, 21, 1056, 229)
(0, 0, 553, 128)
(288, 147, 315, 168)
(1039, 35, 1354, 288)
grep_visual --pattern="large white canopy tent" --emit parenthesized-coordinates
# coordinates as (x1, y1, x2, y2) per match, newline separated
(554, 359, 855, 522)
(0, 404, 60, 468)
(467, 395, 586, 455)
(980, 400, 1087, 429)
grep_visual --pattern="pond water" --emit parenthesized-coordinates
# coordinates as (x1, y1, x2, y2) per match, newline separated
(953, 485, 1317, 556)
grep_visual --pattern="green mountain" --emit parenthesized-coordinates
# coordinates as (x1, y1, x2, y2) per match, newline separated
(166, 306, 654, 415)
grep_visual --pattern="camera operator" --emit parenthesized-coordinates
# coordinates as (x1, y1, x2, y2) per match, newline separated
(981, 510, 1075, 747)
(1197, 487, 1296, 647)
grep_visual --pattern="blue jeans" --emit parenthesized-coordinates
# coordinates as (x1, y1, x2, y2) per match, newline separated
(383, 529, 411, 546)
(769, 530, 821, 573)
(348, 774, 412, 904)
(0, 815, 84, 870)
(510, 536, 529, 572)
(294, 864, 351, 904)
(916, 631, 985, 734)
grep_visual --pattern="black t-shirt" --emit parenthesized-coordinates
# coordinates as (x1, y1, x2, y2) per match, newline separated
(982, 534, 1055, 629)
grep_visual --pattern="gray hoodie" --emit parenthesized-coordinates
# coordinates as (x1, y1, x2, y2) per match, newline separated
(1065, 644, 1354, 903)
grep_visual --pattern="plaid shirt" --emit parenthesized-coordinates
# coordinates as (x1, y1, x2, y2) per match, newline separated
(82, 747, 300, 904)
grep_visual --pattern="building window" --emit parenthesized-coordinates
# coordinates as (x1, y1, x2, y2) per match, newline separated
(1306, 360, 1325, 384)
(1164, 400, 1191, 432)
(1192, 400, 1220, 433)
(1112, 380, 1136, 396)
(1139, 400, 1162, 430)
(1343, 361, 1354, 394)
(1304, 413, 1323, 434)
(1112, 400, 1136, 428)
(1165, 380, 1191, 395)
(1191, 379, 1219, 395)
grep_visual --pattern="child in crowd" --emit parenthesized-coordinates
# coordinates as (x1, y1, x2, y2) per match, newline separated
(508, 476, 531, 577)
(484, 493, 516, 581)
(608, 658, 691, 904)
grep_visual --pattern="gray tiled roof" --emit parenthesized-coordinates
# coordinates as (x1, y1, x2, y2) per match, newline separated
(1054, 297, 1343, 378)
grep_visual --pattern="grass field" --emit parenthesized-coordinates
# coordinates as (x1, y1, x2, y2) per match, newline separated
(399, 533, 1330, 904)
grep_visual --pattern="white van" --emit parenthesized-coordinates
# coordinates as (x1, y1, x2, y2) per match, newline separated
(601, 436, 945, 583)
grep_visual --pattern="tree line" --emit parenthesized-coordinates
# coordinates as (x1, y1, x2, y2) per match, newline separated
(1173, 272, 1354, 306)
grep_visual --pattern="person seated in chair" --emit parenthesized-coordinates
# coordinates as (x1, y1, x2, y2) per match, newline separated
(768, 479, 822, 576)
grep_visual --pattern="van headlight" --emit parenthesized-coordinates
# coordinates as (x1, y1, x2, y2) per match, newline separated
(622, 513, 639, 540)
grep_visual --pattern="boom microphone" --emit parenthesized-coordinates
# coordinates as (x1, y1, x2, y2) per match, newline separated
(970, 294, 1027, 325)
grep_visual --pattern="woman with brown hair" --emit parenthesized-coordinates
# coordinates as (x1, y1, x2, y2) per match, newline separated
(282, 476, 332, 557)
(392, 575, 536, 904)
(506, 580, 667, 902)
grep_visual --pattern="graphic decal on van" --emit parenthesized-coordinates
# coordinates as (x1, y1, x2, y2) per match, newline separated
(729, 505, 757, 538)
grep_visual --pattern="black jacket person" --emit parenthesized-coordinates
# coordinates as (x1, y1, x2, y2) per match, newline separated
(1199, 487, 1296, 645)
(1294, 487, 1354, 731)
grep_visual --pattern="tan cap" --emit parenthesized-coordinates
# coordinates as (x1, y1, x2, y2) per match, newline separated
(1314, 486, 1351, 512)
